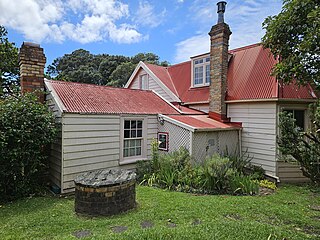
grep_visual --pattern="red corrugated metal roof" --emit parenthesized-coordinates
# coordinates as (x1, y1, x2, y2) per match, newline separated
(167, 115, 241, 130)
(45, 80, 180, 115)
(147, 44, 317, 102)
(144, 63, 179, 96)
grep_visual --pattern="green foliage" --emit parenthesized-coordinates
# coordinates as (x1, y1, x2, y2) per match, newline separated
(262, 0, 320, 88)
(227, 149, 252, 174)
(0, 25, 19, 94)
(202, 154, 235, 192)
(108, 62, 136, 87)
(137, 142, 260, 195)
(230, 174, 260, 195)
(278, 102, 320, 185)
(47, 51, 169, 87)
(246, 164, 266, 180)
(258, 179, 277, 190)
(0, 93, 57, 201)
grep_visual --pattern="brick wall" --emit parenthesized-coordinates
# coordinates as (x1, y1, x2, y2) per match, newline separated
(208, 22, 231, 122)
(19, 42, 46, 102)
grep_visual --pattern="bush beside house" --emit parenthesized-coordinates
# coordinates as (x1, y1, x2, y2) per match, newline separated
(0, 93, 56, 202)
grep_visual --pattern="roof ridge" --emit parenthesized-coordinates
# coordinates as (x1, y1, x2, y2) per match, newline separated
(229, 43, 261, 53)
(45, 79, 155, 93)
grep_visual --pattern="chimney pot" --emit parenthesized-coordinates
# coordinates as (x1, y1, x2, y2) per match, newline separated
(217, 1, 227, 23)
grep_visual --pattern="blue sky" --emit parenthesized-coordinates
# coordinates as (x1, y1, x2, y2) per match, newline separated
(0, 0, 283, 67)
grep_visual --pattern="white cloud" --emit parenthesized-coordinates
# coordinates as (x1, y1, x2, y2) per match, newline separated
(0, 0, 145, 44)
(174, 0, 282, 62)
(134, 1, 166, 28)
(174, 34, 209, 63)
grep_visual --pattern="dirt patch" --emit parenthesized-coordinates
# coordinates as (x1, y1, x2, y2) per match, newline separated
(259, 187, 275, 196)
(140, 220, 154, 229)
(72, 230, 92, 238)
(167, 222, 177, 228)
(192, 219, 202, 226)
(111, 226, 128, 233)
(309, 205, 320, 211)
(224, 213, 242, 220)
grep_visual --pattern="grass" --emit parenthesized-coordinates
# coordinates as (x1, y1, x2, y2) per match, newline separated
(0, 185, 319, 240)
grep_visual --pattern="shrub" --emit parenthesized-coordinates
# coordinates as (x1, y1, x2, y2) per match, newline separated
(258, 179, 277, 190)
(246, 164, 265, 180)
(226, 149, 252, 174)
(202, 154, 235, 192)
(230, 174, 259, 195)
(0, 93, 56, 202)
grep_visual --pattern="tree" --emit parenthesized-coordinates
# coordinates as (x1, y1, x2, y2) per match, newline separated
(278, 106, 320, 185)
(263, 0, 320, 185)
(262, 0, 320, 88)
(47, 50, 169, 87)
(0, 25, 19, 94)
(108, 62, 136, 87)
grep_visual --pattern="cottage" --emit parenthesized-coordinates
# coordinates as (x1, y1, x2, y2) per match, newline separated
(18, 2, 317, 193)
(125, 2, 318, 183)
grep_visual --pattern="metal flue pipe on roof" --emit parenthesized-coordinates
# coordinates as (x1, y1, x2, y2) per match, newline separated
(217, 1, 227, 23)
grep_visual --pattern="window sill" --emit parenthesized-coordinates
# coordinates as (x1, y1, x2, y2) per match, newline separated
(119, 157, 148, 166)
(190, 84, 210, 89)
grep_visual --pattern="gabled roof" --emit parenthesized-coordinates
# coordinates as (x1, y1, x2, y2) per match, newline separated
(45, 80, 180, 115)
(140, 44, 318, 103)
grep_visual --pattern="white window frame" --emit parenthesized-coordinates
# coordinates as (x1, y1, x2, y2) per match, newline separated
(140, 74, 149, 90)
(120, 116, 148, 165)
(158, 132, 169, 151)
(191, 55, 210, 87)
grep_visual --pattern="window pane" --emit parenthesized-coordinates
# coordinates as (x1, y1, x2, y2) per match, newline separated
(124, 149, 128, 157)
(130, 140, 136, 147)
(137, 120, 142, 128)
(205, 64, 210, 83)
(194, 66, 203, 85)
(136, 147, 141, 156)
(158, 133, 167, 150)
(131, 130, 136, 138)
(137, 130, 142, 137)
(124, 140, 129, 148)
(124, 120, 130, 129)
(294, 110, 305, 130)
(206, 57, 210, 62)
(129, 148, 135, 156)
(124, 130, 130, 138)
(131, 120, 136, 128)
(136, 139, 141, 147)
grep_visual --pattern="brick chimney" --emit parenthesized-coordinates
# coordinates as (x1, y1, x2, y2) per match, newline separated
(208, 1, 231, 122)
(19, 42, 46, 102)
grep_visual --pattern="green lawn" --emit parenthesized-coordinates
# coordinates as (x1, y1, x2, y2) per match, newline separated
(0, 185, 319, 240)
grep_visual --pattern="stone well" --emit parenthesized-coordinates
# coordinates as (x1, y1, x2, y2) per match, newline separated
(74, 169, 136, 216)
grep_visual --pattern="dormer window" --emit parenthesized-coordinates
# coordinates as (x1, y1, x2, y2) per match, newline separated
(193, 56, 210, 87)
(140, 74, 148, 90)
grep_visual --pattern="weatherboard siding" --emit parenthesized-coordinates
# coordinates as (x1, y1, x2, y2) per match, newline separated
(228, 102, 277, 175)
(46, 91, 63, 189)
(61, 114, 121, 193)
(130, 69, 176, 102)
(60, 114, 158, 193)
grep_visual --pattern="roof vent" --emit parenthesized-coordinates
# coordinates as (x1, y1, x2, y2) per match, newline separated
(217, 1, 227, 23)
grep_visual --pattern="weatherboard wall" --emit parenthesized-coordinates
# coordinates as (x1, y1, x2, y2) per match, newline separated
(130, 69, 176, 102)
(60, 113, 158, 193)
(227, 102, 278, 176)
(46, 90, 63, 190)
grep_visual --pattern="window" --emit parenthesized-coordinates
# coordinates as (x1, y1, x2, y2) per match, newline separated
(284, 109, 305, 130)
(193, 56, 210, 87)
(158, 132, 168, 151)
(123, 120, 143, 157)
(140, 74, 148, 90)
